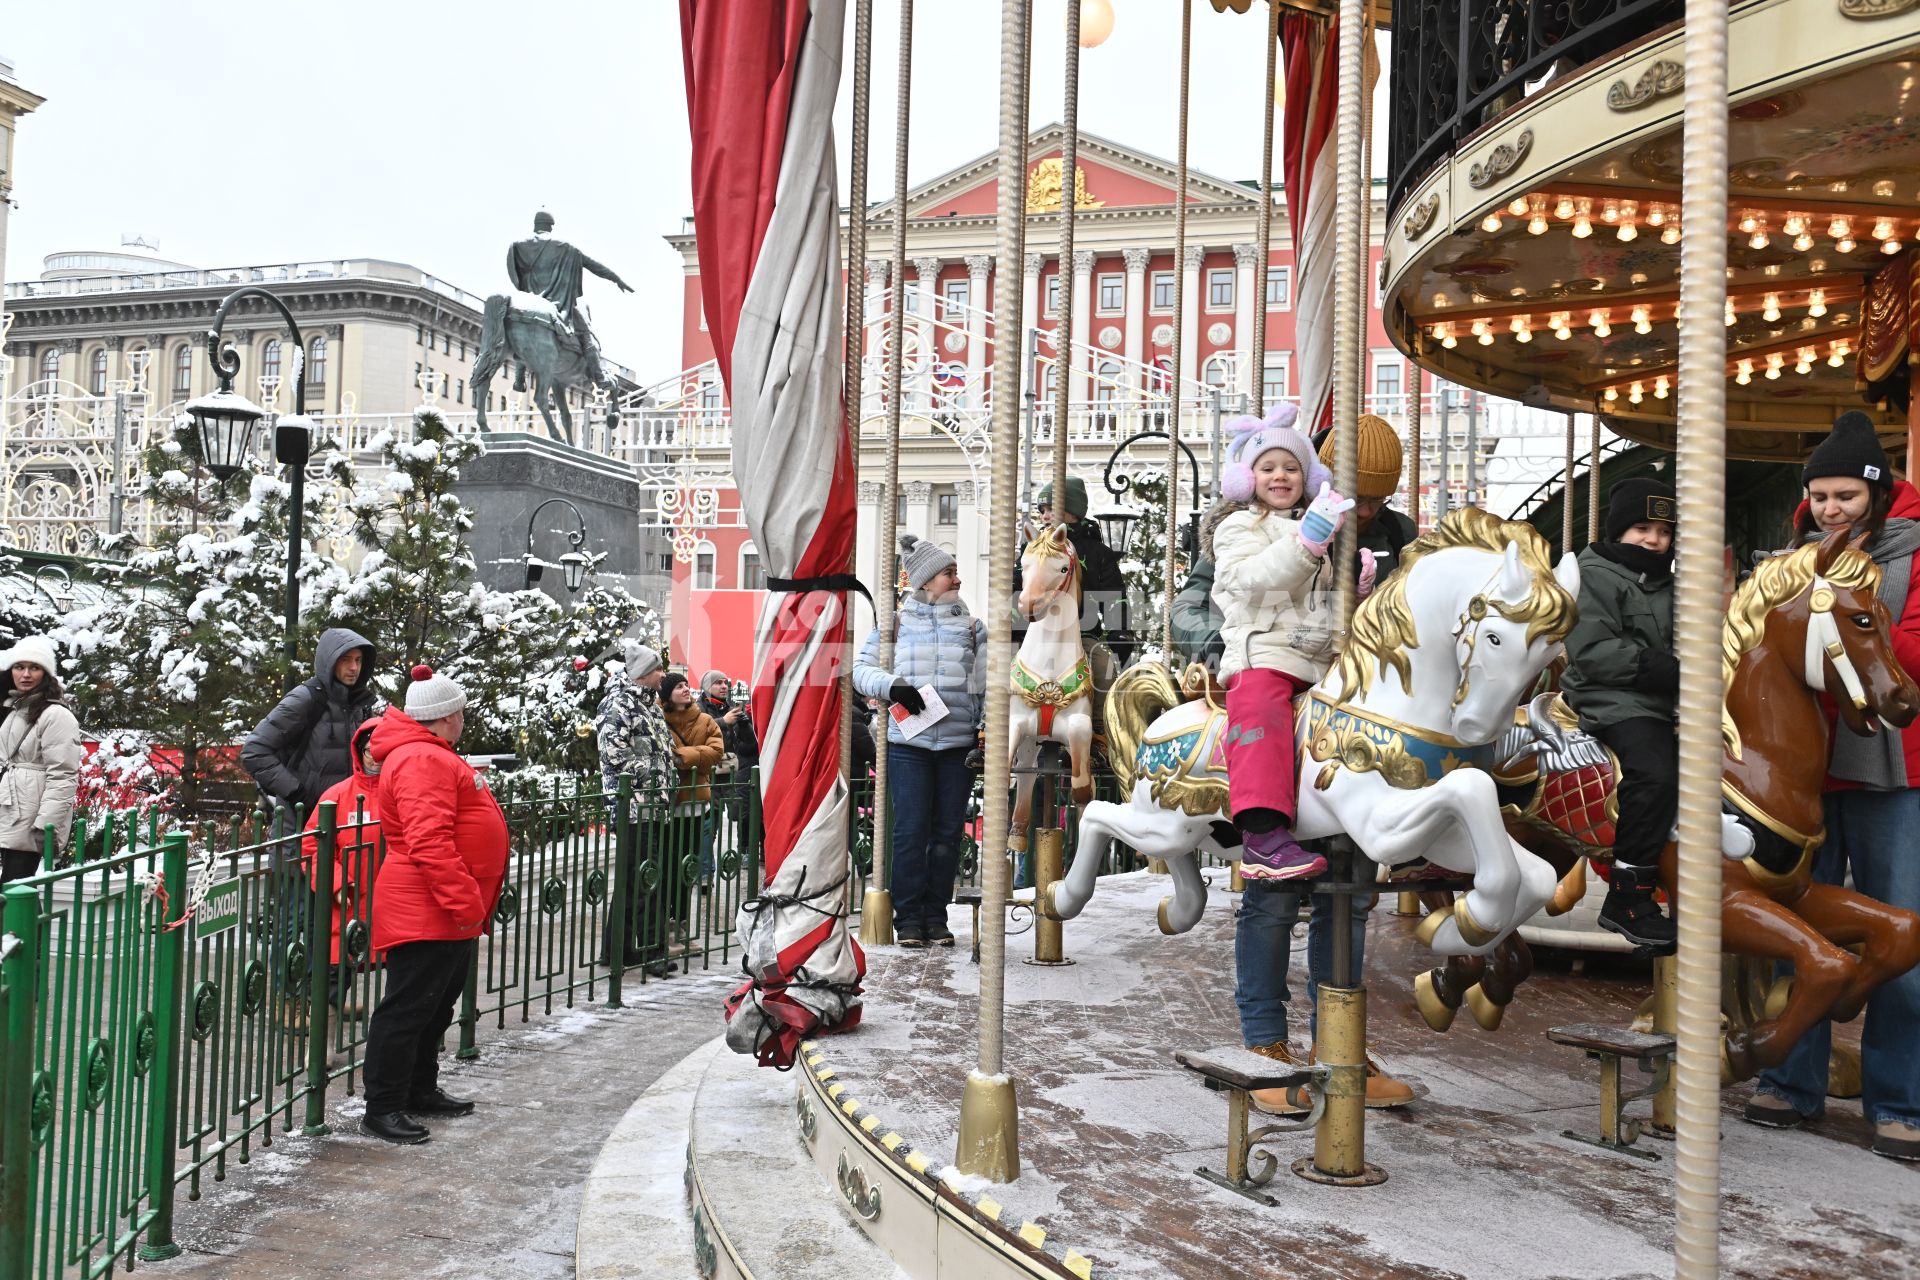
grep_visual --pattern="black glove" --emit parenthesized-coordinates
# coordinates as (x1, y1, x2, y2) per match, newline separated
(965, 746, 985, 772)
(889, 680, 926, 715)
(1635, 649, 1681, 694)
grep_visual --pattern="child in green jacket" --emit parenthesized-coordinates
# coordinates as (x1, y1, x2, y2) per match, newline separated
(1561, 478, 1679, 952)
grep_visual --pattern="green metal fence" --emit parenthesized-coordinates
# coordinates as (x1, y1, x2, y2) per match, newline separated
(0, 754, 1177, 1276)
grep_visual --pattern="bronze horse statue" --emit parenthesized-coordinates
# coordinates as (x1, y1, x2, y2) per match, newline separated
(473, 294, 614, 448)
(1413, 530, 1920, 1079)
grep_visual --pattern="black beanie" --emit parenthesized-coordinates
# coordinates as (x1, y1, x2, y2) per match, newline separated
(1605, 477, 1677, 543)
(1802, 411, 1892, 490)
(659, 671, 688, 703)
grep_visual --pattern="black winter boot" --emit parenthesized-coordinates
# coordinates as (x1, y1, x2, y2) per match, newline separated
(1598, 863, 1677, 954)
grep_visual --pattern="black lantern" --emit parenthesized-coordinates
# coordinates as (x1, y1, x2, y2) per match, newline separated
(525, 497, 591, 596)
(183, 378, 267, 482)
(1094, 505, 1140, 559)
(558, 550, 589, 593)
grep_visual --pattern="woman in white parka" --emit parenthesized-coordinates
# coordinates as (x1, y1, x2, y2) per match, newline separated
(0, 636, 82, 884)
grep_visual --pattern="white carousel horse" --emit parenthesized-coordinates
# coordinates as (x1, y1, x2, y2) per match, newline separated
(1047, 507, 1582, 958)
(1008, 525, 1096, 857)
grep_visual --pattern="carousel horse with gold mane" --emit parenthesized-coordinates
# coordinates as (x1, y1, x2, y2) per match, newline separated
(1469, 529, 1920, 1077)
(1049, 508, 1583, 954)
(1008, 525, 1097, 863)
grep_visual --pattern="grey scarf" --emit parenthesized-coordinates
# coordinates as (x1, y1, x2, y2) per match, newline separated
(1813, 517, 1920, 789)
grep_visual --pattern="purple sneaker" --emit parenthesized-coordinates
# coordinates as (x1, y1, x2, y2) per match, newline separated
(1238, 826, 1327, 882)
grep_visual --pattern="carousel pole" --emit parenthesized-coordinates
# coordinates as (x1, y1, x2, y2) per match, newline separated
(1563, 411, 1577, 554)
(1249, 0, 1279, 418)
(860, 0, 910, 947)
(1588, 412, 1602, 545)
(1394, 346, 1424, 919)
(1670, 0, 1732, 1268)
(1299, 0, 1385, 1188)
(1031, 0, 1083, 969)
(1163, 0, 1193, 660)
(956, 0, 1031, 1183)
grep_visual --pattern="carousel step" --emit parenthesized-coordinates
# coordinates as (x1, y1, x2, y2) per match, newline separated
(1547, 1023, 1675, 1060)
(1174, 1045, 1318, 1093)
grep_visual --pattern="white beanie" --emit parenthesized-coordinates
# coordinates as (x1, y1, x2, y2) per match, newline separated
(627, 645, 663, 679)
(0, 635, 59, 676)
(404, 663, 467, 722)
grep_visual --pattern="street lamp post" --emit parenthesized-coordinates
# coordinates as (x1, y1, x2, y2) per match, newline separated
(524, 497, 591, 594)
(30, 565, 74, 614)
(182, 288, 312, 692)
(1101, 429, 1205, 562)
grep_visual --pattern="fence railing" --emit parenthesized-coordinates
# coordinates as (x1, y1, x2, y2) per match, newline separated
(0, 753, 1181, 1275)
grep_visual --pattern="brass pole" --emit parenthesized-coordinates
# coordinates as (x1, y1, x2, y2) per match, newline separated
(1407, 351, 1423, 535)
(1672, 0, 1732, 1267)
(1588, 412, 1602, 545)
(841, 0, 872, 796)
(1031, 827, 1068, 964)
(1563, 411, 1577, 554)
(956, 0, 1031, 1184)
(1051, 1, 1080, 500)
(1163, 0, 1193, 659)
(1249, 0, 1280, 417)
(1651, 953, 1678, 1132)
(860, 0, 912, 947)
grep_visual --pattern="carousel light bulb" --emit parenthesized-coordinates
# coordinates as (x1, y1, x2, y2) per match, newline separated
(1808, 289, 1827, 318)
(1738, 211, 1759, 234)
(1830, 215, 1853, 240)
(1590, 310, 1612, 337)
(1514, 320, 1533, 343)
(1828, 347, 1846, 367)
(1654, 376, 1670, 399)
(1603, 387, 1620, 402)
(1783, 214, 1806, 236)
(1647, 205, 1667, 227)
(1735, 359, 1754, 385)
(1796, 348, 1815, 374)
(1837, 236, 1857, 254)
(1602, 200, 1621, 224)
(1794, 232, 1815, 252)
(1572, 211, 1593, 239)
(1762, 294, 1782, 322)
(1872, 218, 1897, 242)
(1481, 211, 1505, 234)
(1509, 195, 1532, 217)
(1632, 306, 1652, 334)
(1553, 312, 1572, 339)
(1470, 319, 1489, 336)
(1554, 195, 1576, 219)
(1661, 223, 1682, 245)
(1725, 299, 1738, 326)
(1618, 217, 1639, 242)
(1884, 236, 1905, 255)
(1528, 211, 1549, 235)
(1766, 353, 1784, 379)
(1478, 329, 1495, 346)
(1749, 225, 1770, 250)
(1628, 382, 1645, 404)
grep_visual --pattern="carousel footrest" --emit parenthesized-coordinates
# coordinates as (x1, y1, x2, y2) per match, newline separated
(1176, 1047, 1328, 1207)
(1547, 1023, 1675, 1160)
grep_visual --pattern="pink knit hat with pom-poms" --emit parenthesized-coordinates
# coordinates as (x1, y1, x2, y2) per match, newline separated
(1219, 404, 1329, 506)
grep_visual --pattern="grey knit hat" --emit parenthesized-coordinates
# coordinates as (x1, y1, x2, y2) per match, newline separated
(626, 645, 663, 679)
(404, 664, 467, 722)
(700, 669, 729, 692)
(899, 532, 956, 591)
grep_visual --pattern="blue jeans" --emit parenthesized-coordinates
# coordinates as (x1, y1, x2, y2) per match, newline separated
(1756, 789, 1920, 1127)
(1235, 881, 1369, 1047)
(887, 744, 973, 930)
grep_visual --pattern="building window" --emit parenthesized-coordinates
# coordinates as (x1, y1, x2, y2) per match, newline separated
(1265, 265, 1292, 310)
(442, 333, 451, 355)
(693, 543, 717, 590)
(1371, 353, 1404, 409)
(1151, 271, 1175, 311)
(126, 347, 151, 387)
(942, 278, 970, 313)
(89, 349, 107, 395)
(456, 378, 465, 405)
(1097, 274, 1124, 313)
(1262, 353, 1290, 406)
(935, 489, 958, 526)
(1202, 355, 1232, 391)
(174, 343, 193, 394)
(308, 336, 328, 385)
(417, 325, 425, 346)
(40, 348, 60, 386)
(740, 543, 765, 590)
(261, 338, 282, 386)
(699, 380, 722, 412)
(459, 339, 467, 361)
(1044, 275, 1061, 317)
(1207, 269, 1235, 309)
(1094, 360, 1122, 405)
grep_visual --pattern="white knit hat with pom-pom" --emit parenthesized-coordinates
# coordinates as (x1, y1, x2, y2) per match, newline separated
(404, 663, 467, 722)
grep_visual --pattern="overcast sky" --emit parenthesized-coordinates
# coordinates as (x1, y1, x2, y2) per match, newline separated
(5, 1, 1386, 386)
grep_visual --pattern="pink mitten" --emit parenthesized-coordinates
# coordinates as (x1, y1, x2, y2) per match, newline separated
(1357, 548, 1379, 600)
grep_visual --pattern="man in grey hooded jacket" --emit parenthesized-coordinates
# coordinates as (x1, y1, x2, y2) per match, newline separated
(241, 628, 379, 818)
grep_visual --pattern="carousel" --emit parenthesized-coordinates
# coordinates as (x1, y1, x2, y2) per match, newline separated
(584, 1, 1920, 1277)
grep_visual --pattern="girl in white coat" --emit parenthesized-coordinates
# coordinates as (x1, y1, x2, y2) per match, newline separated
(0, 635, 81, 883)
(1207, 408, 1371, 881)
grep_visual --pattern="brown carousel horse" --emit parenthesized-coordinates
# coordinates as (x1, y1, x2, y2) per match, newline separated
(1413, 530, 1920, 1079)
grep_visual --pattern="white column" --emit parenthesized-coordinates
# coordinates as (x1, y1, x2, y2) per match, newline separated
(1020, 253, 1044, 379)
(856, 480, 884, 602)
(1068, 249, 1094, 411)
(863, 259, 890, 424)
(1122, 248, 1149, 394)
(954, 478, 986, 607)
(1179, 243, 1204, 397)
(1233, 243, 1258, 401)
(964, 254, 991, 409)
(913, 256, 942, 414)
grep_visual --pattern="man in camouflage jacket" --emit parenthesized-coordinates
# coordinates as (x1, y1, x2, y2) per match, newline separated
(596, 646, 676, 806)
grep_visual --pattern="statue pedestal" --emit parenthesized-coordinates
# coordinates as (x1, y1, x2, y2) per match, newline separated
(454, 431, 657, 603)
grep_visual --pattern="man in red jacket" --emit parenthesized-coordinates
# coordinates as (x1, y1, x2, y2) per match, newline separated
(359, 665, 509, 1145)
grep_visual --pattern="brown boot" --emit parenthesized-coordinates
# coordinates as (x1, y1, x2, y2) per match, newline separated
(1873, 1118, 1920, 1161)
(1309, 1044, 1416, 1109)
(1246, 1040, 1311, 1115)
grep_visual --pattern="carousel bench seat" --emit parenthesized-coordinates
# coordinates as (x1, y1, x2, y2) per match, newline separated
(1547, 1023, 1675, 1160)
(1176, 1047, 1328, 1207)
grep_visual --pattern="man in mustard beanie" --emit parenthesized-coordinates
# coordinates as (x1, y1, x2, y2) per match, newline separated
(1317, 414, 1418, 579)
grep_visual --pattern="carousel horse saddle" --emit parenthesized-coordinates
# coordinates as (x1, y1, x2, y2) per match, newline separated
(1493, 694, 1620, 854)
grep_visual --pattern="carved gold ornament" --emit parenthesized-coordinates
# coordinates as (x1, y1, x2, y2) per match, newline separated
(1606, 60, 1685, 111)
(1025, 158, 1106, 213)
(1840, 0, 1920, 17)
(1467, 129, 1534, 189)
(1402, 193, 1441, 242)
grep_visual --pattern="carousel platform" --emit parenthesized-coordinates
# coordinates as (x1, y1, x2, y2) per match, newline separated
(592, 869, 1917, 1279)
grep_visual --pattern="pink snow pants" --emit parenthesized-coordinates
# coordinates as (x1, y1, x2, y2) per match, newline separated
(1224, 668, 1305, 823)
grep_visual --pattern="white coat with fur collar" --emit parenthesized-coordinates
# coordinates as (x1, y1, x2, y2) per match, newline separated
(1206, 505, 1341, 684)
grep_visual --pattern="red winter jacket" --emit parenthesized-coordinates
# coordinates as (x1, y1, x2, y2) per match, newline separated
(302, 720, 385, 965)
(1791, 479, 1920, 790)
(367, 708, 509, 951)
